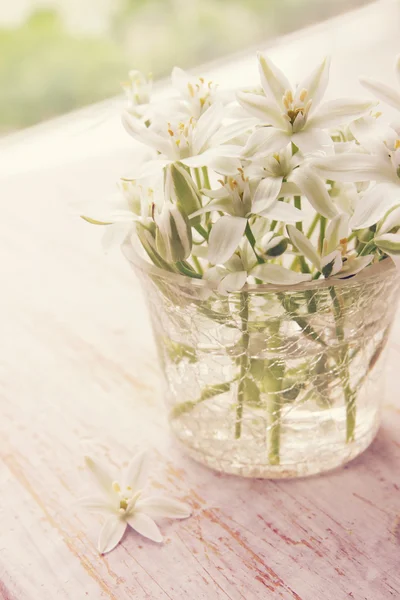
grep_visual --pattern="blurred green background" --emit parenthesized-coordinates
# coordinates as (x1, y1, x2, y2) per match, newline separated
(1, 0, 372, 133)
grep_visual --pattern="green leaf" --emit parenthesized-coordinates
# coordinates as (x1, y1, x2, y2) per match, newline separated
(81, 215, 112, 225)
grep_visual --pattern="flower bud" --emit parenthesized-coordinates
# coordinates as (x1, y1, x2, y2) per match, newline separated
(165, 163, 201, 224)
(155, 203, 192, 263)
(264, 236, 288, 257)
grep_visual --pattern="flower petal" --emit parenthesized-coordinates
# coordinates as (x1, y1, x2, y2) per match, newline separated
(211, 118, 257, 146)
(218, 270, 248, 294)
(324, 213, 349, 255)
(257, 53, 291, 108)
(359, 77, 400, 112)
(287, 224, 321, 270)
(193, 102, 225, 155)
(207, 155, 242, 176)
(261, 200, 305, 223)
(121, 113, 171, 155)
(190, 196, 234, 218)
(312, 153, 393, 183)
(350, 183, 399, 229)
(333, 255, 374, 278)
(252, 264, 312, 285)
(308, 99, 376, 129)
(295, 57, 330, 110)
(77, 496, 112, 514)
(378, 204, 400, 234)
(236, 92, 287, 128)
(208, 216, 247, 264)
(136, 496, 192, 519)
(242, 127, 289, 157)
(123, 450, 150, 492)
(124, 159, 172, 180)
(290, 167, 337, 219)
(375, 233, 400, 255)
(251, 177, 283, 214)
(98, 516, 127, 554)
(171, 66, 190, 93)
(291, 128, 333, 154)
(84, 456, 114, 496)
(126, 512, 163, 543)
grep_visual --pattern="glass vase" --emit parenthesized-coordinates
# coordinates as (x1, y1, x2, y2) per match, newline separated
(123, 238, 400, 478)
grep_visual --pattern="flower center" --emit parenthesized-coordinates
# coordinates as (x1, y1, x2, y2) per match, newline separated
(282, 89, 311, 126)
(187, 77, 217, 111)
(167, 119, 195, 158)
(112, 481, 141, 515)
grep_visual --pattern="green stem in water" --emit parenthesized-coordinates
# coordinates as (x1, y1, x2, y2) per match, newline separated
(266, 358, 285, 465)
(329, 286, 356, 442)
(235, 292, 250, 439)
(170, 381, 233, 418)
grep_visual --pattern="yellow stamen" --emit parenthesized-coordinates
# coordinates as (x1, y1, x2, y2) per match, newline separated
(299, 89, 308, 103)
(395, 139, 400, 150)
(112, 481, 121, 493)
(188, 82, 195, 98)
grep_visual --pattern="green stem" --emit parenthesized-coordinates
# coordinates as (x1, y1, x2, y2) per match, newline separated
(193, 167, 202, 190)
(294, 196, 303, 232)
(170, 381, 233, 418)
(329, 286, 356, 442)
(235, 292, 250, 439)
(358, 240, 376, 256)
(266, 359, 285, 465)
(176, 261, 202, 279)
(201, 166, 211, 189)
(192, 255, 203, 275)
(306, 213, 320, 238)
(194, 223, 209, 240)
(319, 216, 327, 254)
(245, 222, 264, 264)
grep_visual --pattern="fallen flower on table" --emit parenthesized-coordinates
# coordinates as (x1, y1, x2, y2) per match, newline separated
(78, 451, 191, 554)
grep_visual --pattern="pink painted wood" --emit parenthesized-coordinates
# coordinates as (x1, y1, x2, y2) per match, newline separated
(1, 3, 400, 599)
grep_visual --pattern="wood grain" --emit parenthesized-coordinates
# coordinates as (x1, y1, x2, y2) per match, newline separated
(1, 3, 400, 599)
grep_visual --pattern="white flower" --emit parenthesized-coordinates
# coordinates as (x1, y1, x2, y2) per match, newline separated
(79, 452, 191, 554)
(238, 53, 375, 155)
(171, 67, 232, 119)
(205, 240, 311, 293)
(190, 169, 305, 264)
(286, 219, 374, 278)
(122, 70, 153, 121)
(313, 120, 400, 229)
(122, 102, 254, 178)
(360, 55, 400, 114)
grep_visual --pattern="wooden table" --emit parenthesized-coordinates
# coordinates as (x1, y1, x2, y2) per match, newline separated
(1, 2, 400, 598)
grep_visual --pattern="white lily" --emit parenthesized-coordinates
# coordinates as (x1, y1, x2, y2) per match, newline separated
(190, 169, 305, 264)
(79, 452, 191, 554)
(360, 55, 400, 114)
(122, 102, 255, 178)
(238, 53, 375, 155)
(313, 120, 400, 229)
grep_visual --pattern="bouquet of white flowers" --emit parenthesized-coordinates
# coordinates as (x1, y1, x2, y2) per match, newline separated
(85, 53, 400, 288)
(83, 54, 400, 478)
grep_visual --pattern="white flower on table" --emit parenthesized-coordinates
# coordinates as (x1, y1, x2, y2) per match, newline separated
(122, 101, 255, 178)
(238, 53, 375, 155)
(79, 452, 191, 554)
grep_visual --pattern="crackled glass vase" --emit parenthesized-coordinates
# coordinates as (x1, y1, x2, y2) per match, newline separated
(124, 240, 400, 478)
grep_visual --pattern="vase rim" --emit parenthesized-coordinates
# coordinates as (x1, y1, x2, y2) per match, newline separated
(122, 234, 397, 293)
